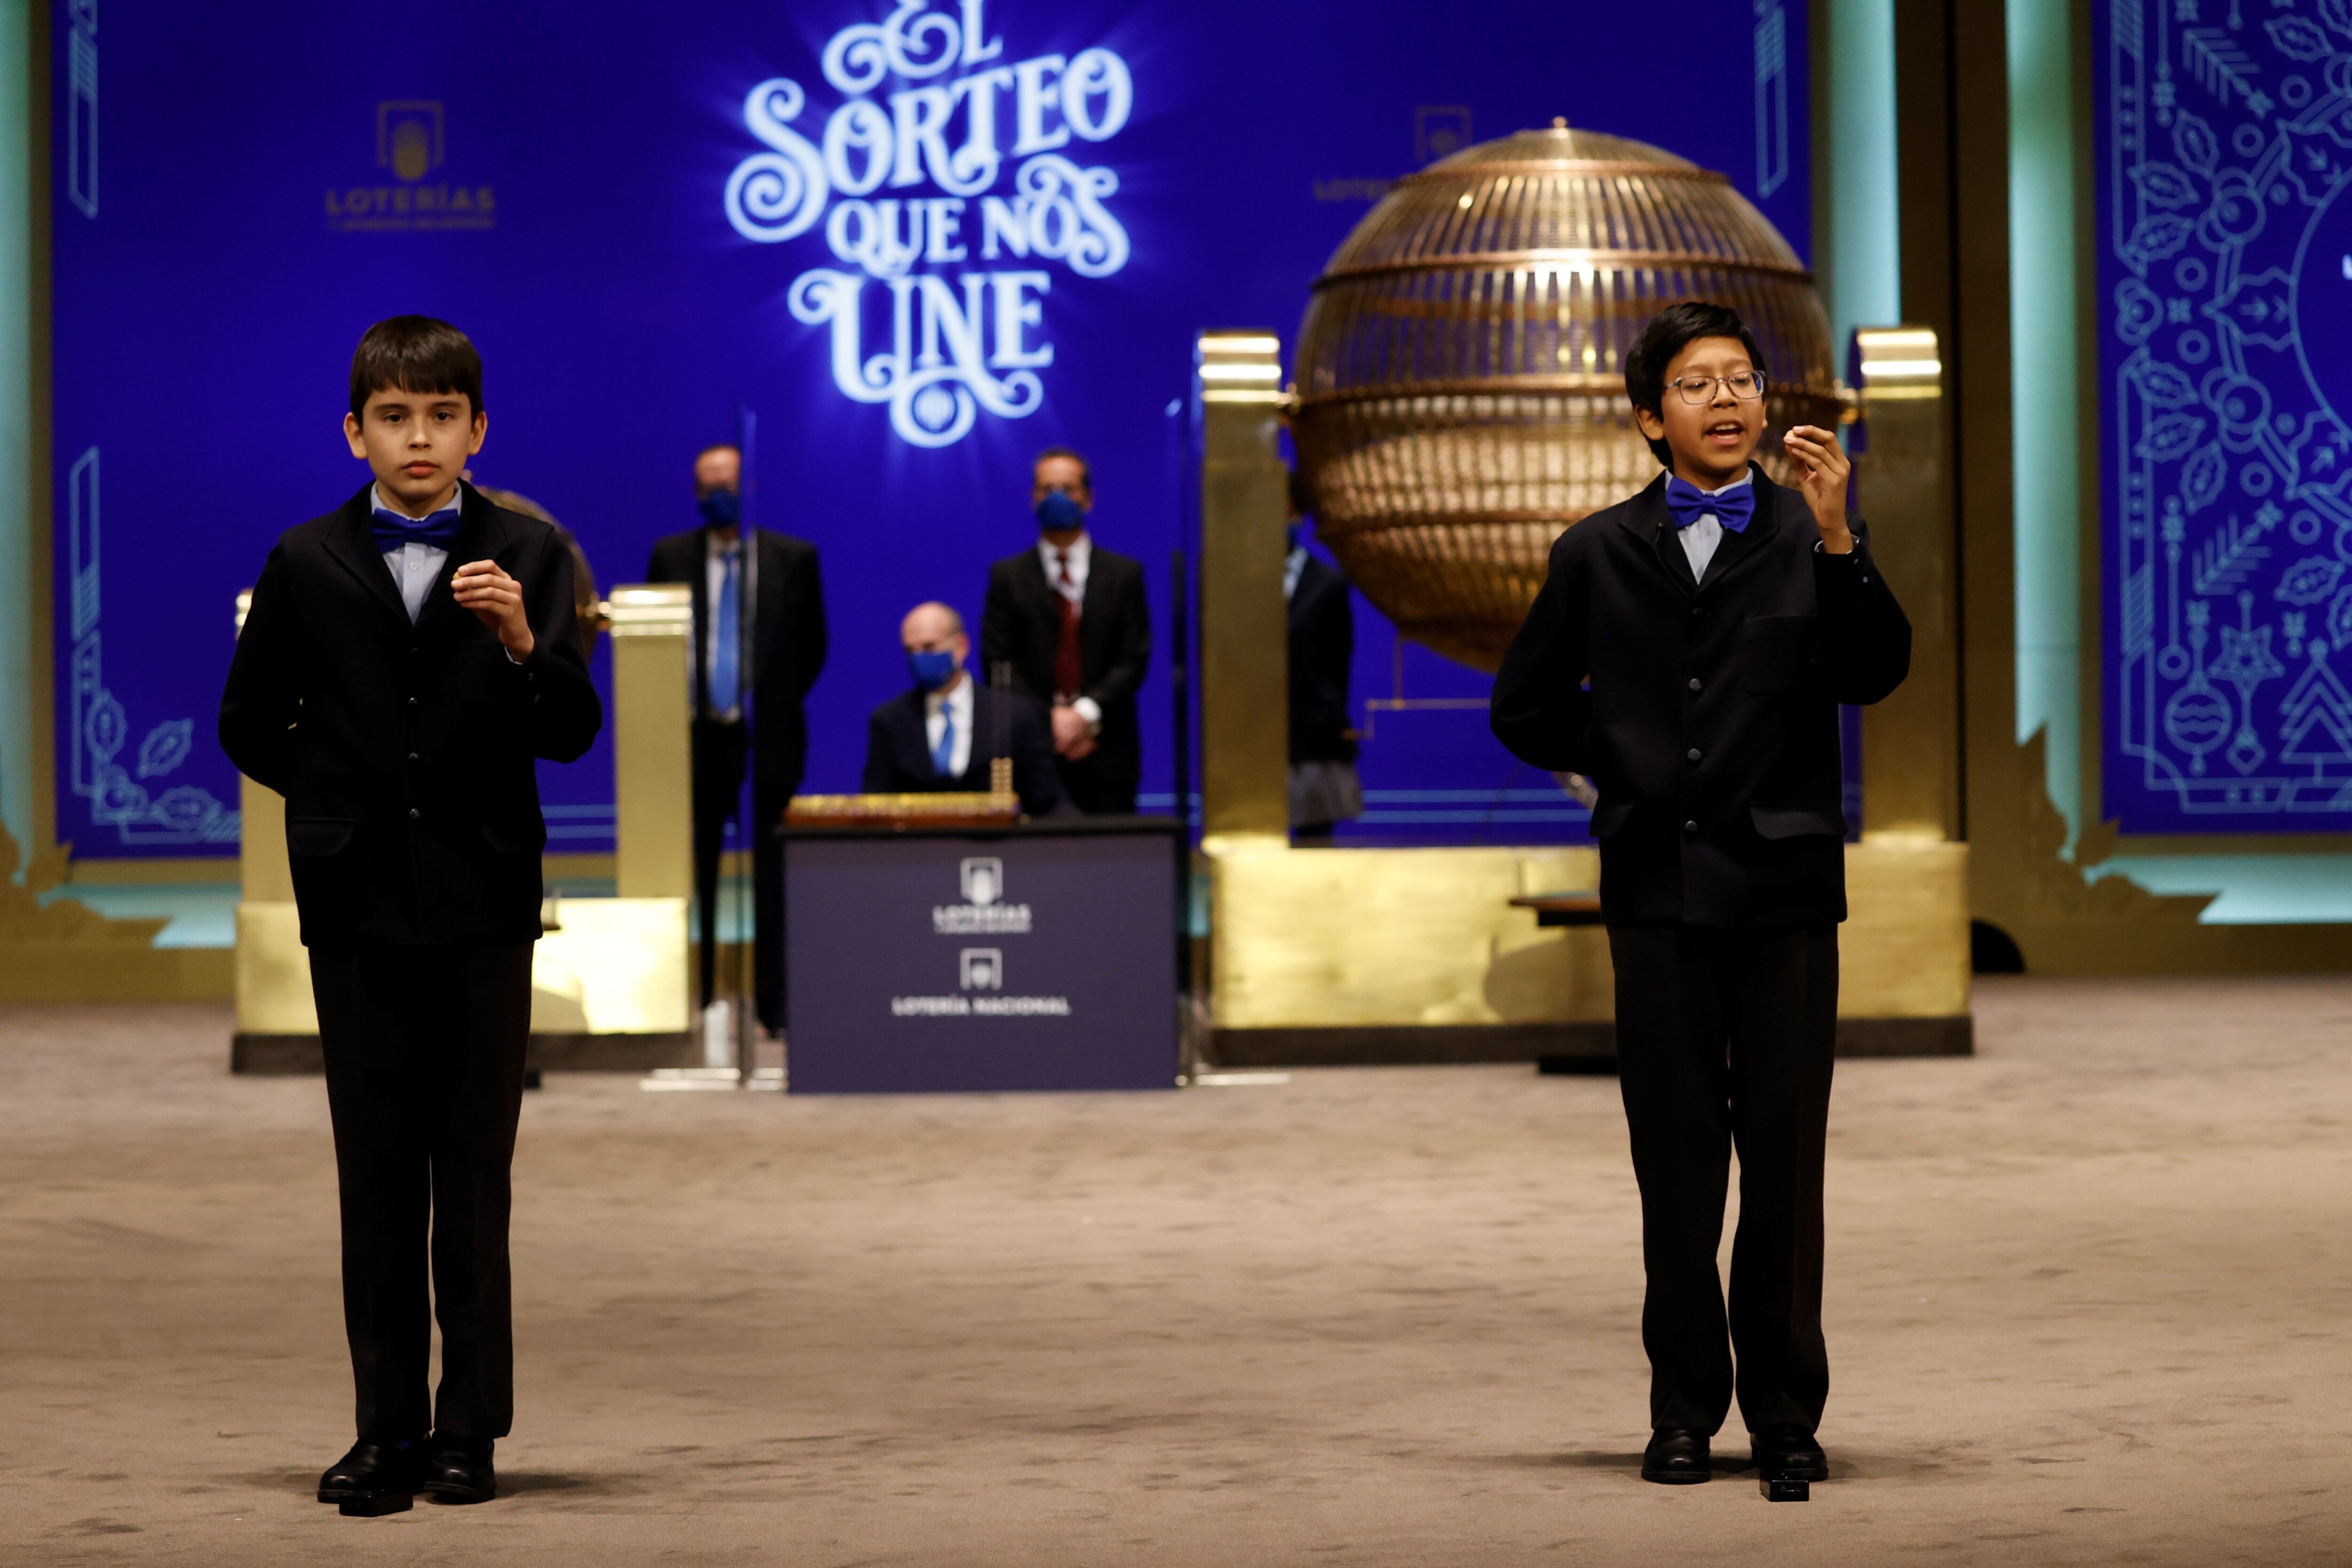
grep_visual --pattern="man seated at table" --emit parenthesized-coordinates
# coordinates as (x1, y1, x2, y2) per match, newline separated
(863, 601, 1074, 817)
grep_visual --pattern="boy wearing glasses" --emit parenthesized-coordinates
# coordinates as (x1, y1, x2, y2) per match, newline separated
(1492, 302, 1910, 1487)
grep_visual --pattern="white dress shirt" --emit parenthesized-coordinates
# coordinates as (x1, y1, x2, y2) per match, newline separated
(374, 485, 527, 663)
(372, 485, 454, 623)
(924, 672, 976, 778)
(1283, 545, 1307, 601)
(704, 529, 753, 722)
(1674, 473, 1752, 582)
(1037, 530, 1091, 605)
(1034, 531, 1102, 730)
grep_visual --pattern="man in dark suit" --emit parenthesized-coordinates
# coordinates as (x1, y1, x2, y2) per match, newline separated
(1285, 471, 1361, 841)
(644, 443, 826, 1033)
(219, 317, 603, 1507)
(1491, 302, 1910, 1489)
(861, 601, 1073, 816)
(980, 446, 1150, 813)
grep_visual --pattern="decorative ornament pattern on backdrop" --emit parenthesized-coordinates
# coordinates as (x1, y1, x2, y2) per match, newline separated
(63, 448, 239, 848)
(2106, 0, 2352, 823)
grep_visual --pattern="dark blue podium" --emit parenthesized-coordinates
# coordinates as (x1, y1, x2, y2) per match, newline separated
(781, 818, 1182, 1093)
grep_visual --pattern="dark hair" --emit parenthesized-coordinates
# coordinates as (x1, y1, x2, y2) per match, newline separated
(349, 315, 482, 419)
(1623, 301, 1766, 466)
(1033, 444, 1091, 490)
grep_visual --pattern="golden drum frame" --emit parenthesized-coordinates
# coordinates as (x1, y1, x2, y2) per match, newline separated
(1292, 122, 1841, 670)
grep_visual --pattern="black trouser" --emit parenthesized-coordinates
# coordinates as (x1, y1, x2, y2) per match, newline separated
(1605, 923, 1837, 1437)
(1054, 753, 1137, 815)
(309, 941, 534, 1444)
(691, 719, 788, 1030)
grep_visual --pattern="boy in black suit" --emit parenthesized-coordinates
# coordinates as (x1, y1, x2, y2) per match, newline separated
(219, 317, 602, 1510)
(979, 446, 1150, 813)
(861, 600, 1073, 816)
(1491, 301, 1910, 1487)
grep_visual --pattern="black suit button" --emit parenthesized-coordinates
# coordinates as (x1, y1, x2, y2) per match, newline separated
(1686, 748, 1702, 763)
(1688, 677, 1702, 692)
(408, 808, 421, 821)
(1684, 819, 1699, 834)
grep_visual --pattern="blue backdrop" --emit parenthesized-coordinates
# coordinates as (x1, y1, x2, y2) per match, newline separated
(2097, 1, 2352, 832)
(49, 0, 1808, 860)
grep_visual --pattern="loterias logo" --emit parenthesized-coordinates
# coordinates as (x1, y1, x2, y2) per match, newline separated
(720, 0, 1133, 447)
(326, 101, 495, 233)
(934, 854, 1032, 933)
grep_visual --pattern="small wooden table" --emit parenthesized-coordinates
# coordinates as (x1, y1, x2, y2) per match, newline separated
(1509, 891, 1604, 928)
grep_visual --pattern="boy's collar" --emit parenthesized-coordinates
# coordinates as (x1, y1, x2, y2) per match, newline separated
(1668, 463, 1756, 498)
(369, 478, 466, 524)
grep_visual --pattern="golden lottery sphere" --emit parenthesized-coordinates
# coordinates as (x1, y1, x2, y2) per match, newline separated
(1291, 120, 1840, 671)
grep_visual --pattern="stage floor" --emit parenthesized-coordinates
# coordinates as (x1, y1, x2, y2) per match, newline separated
(1, 977, 2346, 1566)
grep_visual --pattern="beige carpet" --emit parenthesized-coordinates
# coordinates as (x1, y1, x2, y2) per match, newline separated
(1, 975, 2347, 1566)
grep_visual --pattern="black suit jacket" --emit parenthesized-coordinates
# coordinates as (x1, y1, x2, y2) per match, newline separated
(979, 542, 1150, 787)
(644, 525, 827, 793)
(1490, 467, 1910, 927)
(219, 482, 604, 949)
(1288, 553, 1357, 764)
(860, 684, 1074, 817)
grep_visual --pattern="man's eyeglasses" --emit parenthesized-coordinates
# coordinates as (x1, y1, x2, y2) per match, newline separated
(1667, 371, 1768, 405)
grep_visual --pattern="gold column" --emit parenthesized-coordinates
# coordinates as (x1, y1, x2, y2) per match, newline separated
(232, 595, 293, 905)
(1853, 327, 1962, 841)
(535, 584, 691, 1043)
(1845, 327, 1972, 1044)
(1195, 330, 1290, 839)
(603, 585, 694, 898)
(231, 589, 315, 1038)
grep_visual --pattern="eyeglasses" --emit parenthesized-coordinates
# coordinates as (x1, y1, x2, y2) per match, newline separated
(1666, 370, 1768, 405)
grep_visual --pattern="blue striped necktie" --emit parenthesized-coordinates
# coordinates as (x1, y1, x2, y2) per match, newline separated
(711, 543, 741, 714)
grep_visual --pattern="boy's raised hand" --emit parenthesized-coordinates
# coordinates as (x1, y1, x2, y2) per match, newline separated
(1782, 425, 1856, 555)
(452, 560, 536, 661)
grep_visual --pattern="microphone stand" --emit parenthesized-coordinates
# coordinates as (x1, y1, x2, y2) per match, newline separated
(732, 403, 773, 1090)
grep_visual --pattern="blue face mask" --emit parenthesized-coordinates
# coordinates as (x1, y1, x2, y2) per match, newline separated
(1035, 489, 1085, 534)
(698, 488, 741, 528)
(907, 649, 958, 692)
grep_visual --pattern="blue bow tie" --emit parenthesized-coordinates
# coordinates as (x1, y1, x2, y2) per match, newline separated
(1664, 474, 1756, 534)
(369, 497, 465, 554)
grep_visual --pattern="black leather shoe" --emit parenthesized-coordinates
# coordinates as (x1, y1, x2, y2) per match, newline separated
(1641, 1427, 1711, 1484)
(317, 1440, 422, 1504)
(1751, 1424, 1828, 1481)
(420, 1434, 497, 1503)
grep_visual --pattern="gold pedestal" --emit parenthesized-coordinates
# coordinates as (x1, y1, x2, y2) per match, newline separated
(1203, 838, 1971, 1064)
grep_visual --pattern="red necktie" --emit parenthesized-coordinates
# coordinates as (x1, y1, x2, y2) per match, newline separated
(1054, 550, 1083, 701)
